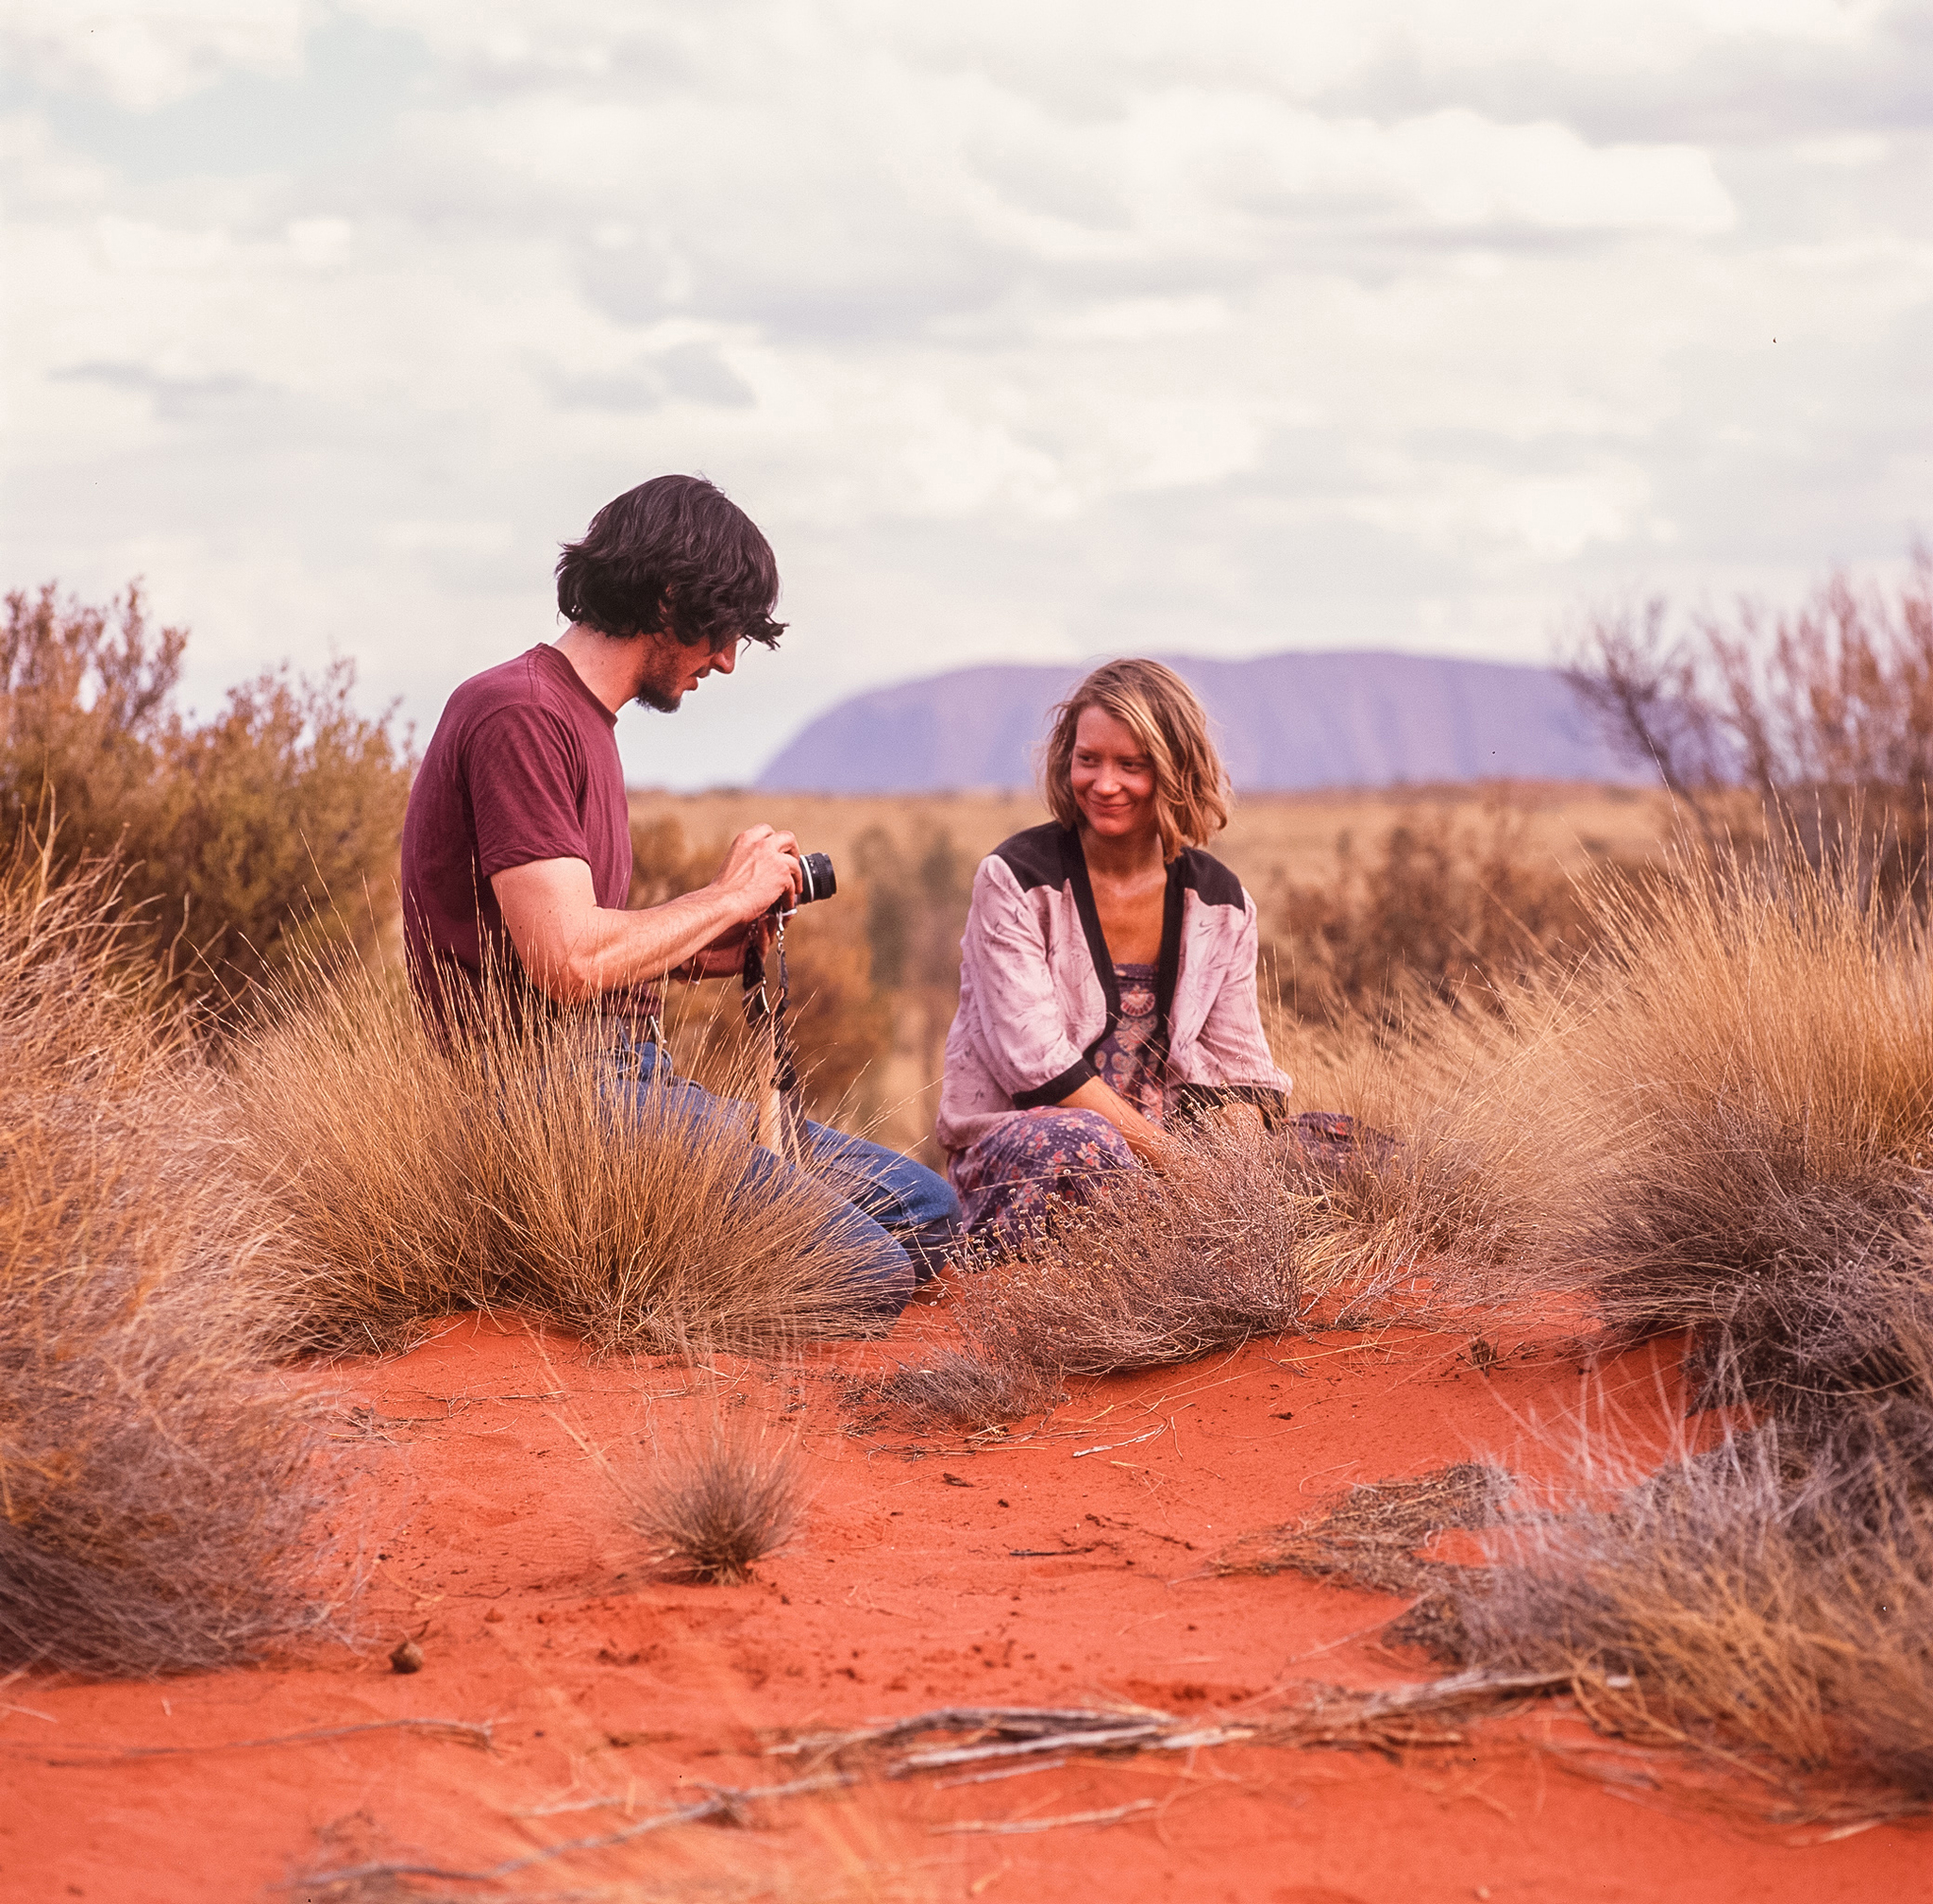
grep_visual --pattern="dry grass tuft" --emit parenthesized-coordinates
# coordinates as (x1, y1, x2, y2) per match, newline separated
(873, 1346, 1066, 1429)
(1491, 840, 1933, 1428)
(885, 1012, 1560, 1425)
(1452, 1417, 1933, 1809)
(974, 1120, 1303, 1373)
(0, 850, 329, 1675)
(227, 956, 901, 1358)
(877, 1123, 1303, 1424)
(630, 1417, 805, 1584)
(881, 1067, 1547, 1425)
(1270, 994, 1551, 1306)
(1217, 1461, 1510, 1597)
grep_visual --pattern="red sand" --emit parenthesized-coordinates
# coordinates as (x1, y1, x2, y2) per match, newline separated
(8, 1305, 1925, 1902)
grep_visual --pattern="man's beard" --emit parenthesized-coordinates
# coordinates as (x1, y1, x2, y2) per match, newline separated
(632, 650, 688, 715)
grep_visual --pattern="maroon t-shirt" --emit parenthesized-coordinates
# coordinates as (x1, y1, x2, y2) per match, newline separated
(400, 643, 655, 1034)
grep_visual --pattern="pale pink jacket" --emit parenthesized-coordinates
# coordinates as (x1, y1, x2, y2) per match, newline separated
(936, 823, 1292, 1162)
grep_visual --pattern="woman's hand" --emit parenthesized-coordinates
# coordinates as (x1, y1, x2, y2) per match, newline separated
(1056, 1075, 1173, 1168)
(1216, 1101, 1266, 1137)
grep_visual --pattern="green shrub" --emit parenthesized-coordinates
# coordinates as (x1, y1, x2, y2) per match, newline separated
(0, 581, 413, 1019)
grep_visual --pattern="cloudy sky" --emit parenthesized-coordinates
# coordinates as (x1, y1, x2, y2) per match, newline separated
(4, 2, 1929, 786)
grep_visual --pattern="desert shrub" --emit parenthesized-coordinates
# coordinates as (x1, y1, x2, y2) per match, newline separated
(1264, 794, 1611, 1026)
(0, 852, 328, 1675)
(1492, 838, 1933, 1426)
(1453, 1419, 1933, 1807)
(227, 954, 899, 1358)
(0, 581, 412, 1019)
(1568, 548, 1933, 891)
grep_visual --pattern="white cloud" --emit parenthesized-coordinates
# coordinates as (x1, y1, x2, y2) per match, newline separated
(3, 2, 313, 110)
(2, 0, 1928, 786)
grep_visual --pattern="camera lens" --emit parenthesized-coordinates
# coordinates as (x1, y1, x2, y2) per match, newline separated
(798, 851, 836, 905)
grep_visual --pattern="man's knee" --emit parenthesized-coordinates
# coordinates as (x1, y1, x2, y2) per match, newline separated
(838, 1233, 917, 1334)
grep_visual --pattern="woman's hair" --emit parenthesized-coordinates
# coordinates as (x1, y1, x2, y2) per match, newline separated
(555, 474, 785, 649)
(1040, 659, 1231, 857)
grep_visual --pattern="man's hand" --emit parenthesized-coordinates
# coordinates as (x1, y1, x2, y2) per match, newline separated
(491, 824, 804, 1003)
(705, 824, 802, 920)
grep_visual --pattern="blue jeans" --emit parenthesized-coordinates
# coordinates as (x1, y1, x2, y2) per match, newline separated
(609, 1039, 962, 1330)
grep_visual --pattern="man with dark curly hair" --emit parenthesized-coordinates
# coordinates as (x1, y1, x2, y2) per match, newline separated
(400, 474, 960, 1325)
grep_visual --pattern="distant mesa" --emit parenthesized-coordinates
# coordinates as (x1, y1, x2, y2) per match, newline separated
(755, 651, 1639, 793)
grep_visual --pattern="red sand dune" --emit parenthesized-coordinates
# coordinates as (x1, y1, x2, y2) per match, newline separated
(8, 1305, 1924, 1902)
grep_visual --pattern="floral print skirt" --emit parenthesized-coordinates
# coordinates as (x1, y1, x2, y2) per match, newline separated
(950, 1104, 1386, 1248)
(950, 1107, 1135, 1245)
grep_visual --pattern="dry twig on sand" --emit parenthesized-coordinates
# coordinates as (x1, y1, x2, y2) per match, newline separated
(6, 1717, 494, 1766)
(296, 1679, 1580, 1889)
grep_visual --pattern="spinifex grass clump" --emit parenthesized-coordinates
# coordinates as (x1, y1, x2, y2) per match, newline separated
(1504, 839, 1933, 1431)
(0, 852, 328, 1675)
(882, 1079, 1532, 1428)
(875, 1345, 1066, 1430)
(880, 1122, 1304, 1426)
(966, 1120, 1304, 1375)
(1270, 991, 1551, 1312)
(228, 957, 895, 1358)
(1450, 1414, 1933, 1810)
(632, 1418, 805, 1584)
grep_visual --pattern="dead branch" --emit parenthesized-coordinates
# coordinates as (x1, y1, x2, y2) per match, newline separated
(933, 1798, 1159, 1835)
(13, 1717, 495, 1765)
(294, 1769, 854, 1889)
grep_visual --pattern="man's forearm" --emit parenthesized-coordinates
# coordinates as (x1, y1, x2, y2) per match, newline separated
(494, 826, 799, 1005)
(563, 888, 747, 997)
(492, 859, 745, 1002)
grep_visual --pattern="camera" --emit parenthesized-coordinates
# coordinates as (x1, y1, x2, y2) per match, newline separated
(786, 851, 836, 911)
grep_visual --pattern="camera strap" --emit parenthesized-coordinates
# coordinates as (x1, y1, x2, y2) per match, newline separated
(742, 914, 805, 1164)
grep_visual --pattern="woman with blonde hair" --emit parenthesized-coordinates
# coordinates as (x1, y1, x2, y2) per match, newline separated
(937, 658, 1291, 1241)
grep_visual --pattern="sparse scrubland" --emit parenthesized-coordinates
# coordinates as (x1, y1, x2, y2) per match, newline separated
(10, 564, 1933, 1843)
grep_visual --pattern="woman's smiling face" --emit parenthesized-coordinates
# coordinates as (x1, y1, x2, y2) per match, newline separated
(1068, 705, 1159, 845)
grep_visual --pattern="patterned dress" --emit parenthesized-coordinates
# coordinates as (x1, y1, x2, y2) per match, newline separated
(950, 962, 1380, 1245)
(951, 963, 1164, 1243)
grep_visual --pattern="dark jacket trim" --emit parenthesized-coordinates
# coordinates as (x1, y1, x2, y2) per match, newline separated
(993, 822, 1068, 893)
(1174, 846, 1245, 909)
(1151, 864, 1185, 1070)
(1059, 828, 1123, 1068)
(1170, 1082, 1292, 1127)
(1013, 1055, 1099, 1109)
